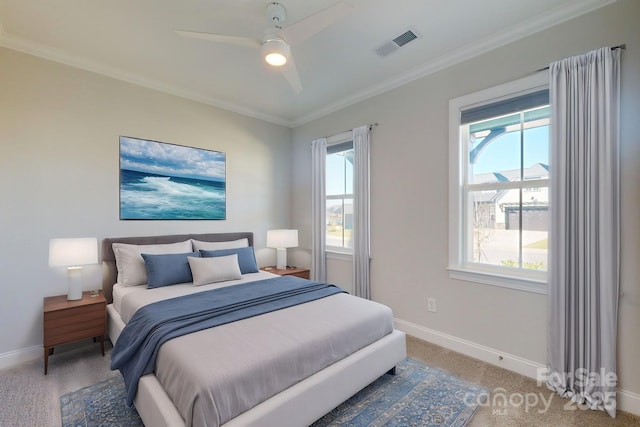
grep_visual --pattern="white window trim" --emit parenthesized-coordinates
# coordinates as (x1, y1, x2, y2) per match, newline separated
(326, 243, 353, 255)
(448, 71, 549, 294)
(327, 131, 352, 145)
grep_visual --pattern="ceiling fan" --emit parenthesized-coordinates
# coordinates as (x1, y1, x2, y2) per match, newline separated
(176, 2, 353, 93)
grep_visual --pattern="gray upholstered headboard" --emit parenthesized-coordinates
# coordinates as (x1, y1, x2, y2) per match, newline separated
(101, 232, 254, 303)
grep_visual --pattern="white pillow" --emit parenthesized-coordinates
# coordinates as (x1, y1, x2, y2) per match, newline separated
(113, 240, 192, 287)
(191, 238, 249, 252)
(188, 254, 242, 286)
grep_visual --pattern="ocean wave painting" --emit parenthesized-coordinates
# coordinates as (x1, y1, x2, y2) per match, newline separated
(119, 136, 226, 220)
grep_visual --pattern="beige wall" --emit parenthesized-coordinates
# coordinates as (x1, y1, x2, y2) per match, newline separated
(0, 47, 291, 356)
(291, 0, 640, 396)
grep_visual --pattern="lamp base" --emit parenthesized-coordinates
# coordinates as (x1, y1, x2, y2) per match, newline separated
(67, 267, 83, 301)
(276, 248, 287, 270)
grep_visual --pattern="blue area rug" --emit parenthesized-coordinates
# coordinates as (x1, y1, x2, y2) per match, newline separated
(61, 358, 485, 426)
(60, 375, 141, 427)
(311, 358, 485, 426)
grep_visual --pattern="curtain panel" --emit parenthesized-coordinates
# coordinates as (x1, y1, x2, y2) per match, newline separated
(547, 47, 621, 417)
(311, 138, 327, 282)
(352, 125, 371, 299)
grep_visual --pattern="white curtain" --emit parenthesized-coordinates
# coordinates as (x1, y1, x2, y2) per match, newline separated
(547, 47, 620, 417)
(311, 138, 327, 282)
(352, 125, 371, 299)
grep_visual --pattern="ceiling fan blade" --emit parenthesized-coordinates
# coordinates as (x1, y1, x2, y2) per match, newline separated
(175, 30, 260, 49)
(280, 53, 302, 93)
(280, 2, 353, 46)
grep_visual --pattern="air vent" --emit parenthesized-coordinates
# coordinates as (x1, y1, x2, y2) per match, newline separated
(393, 30, 418, 47)
(375, 28, 422, 57)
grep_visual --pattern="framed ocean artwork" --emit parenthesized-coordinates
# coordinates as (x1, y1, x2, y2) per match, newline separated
(119, 136, 226, 220)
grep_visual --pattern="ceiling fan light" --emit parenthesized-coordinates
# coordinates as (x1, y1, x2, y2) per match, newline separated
(262, 38, 290, 67)
(265, 52, 287, 66)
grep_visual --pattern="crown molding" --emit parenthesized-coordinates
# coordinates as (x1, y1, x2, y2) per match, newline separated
(0, 32, 292, 127)
(290, 0, 617, 127)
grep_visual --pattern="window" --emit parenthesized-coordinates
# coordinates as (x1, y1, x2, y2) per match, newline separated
(326, 139, 353, 252)
(449, 73, 549, 293)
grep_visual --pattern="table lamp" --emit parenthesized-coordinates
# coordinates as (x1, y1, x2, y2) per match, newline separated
(49, 237, 98, 300)
(266, 229, 298, 270)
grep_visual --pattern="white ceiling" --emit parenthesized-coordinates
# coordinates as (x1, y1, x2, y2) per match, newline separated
(0, 0, 613, 127)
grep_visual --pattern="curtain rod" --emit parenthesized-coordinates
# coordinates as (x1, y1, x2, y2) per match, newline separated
(313, 123, 378, 145)
(335, 122, 378, 136)
(535, 44, 626, 72)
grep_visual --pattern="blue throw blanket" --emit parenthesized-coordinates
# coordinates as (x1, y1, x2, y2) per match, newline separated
(110, 276, 345, 405)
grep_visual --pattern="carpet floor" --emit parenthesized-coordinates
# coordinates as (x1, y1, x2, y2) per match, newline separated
(1, 336, 639, 426)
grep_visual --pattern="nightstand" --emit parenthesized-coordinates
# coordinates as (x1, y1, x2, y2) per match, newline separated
(261, 266, 310, 279)
(43, 291, 106, 374)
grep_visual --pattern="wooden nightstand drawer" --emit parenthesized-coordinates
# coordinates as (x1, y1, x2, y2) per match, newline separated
(44, 312, 105, 332)
(44, 303, 104, 321)
(43, 291, 106, 374)
(44, 318, 106, 347)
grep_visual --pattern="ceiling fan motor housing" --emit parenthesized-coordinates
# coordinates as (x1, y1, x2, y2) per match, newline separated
(267, 3, 286, 27)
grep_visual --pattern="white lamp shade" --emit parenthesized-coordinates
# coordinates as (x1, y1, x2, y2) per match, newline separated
(266, 229, 298, 249)
(49, 237, 98, 267)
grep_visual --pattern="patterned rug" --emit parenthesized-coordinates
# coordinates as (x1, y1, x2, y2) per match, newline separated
(60, 375, 142, 427)
(61, 358, 485, 426)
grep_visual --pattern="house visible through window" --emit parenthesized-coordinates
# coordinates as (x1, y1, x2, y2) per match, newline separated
(449, 73, 550, 293)
(326, 140, 353, 252)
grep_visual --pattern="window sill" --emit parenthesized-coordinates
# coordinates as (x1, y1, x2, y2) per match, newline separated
(447, 266, 547, 294)
(326, 250, 353, 262)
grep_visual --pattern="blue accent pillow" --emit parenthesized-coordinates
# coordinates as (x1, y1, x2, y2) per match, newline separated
(199, 247, 259, 274)
(141, 252, 200, 289)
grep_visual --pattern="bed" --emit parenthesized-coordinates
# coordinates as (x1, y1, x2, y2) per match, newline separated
(102, 232, 406, 427)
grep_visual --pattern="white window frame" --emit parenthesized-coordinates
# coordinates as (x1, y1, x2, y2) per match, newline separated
(325, 131, 354, 255)
(448, 72, 549, 294)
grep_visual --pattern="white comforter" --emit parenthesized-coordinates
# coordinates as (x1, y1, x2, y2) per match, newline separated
(114, 274, 394, 427)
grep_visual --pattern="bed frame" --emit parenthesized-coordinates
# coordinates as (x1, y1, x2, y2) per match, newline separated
(102, 232, 406, 427)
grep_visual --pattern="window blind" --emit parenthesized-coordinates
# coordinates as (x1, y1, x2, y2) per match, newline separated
(461, 89, 549, 125)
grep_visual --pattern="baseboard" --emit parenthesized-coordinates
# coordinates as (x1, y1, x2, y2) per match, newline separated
(619, 389, 640, 418)
(0, 345, 42, 370)
(394, 318, 545, 378)
(395, 318, 640, 416)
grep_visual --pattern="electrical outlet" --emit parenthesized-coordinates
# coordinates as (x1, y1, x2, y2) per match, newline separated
(427, 298, 437, 313)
